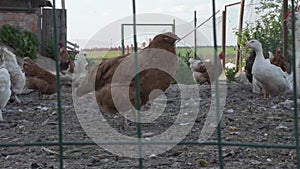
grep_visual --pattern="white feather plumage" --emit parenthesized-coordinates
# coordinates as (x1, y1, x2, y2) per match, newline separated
(0, 47, 26, 96)
(248, 40, 292, 99)
(74, 51, 88, 74)
(73, 51, 88, 82)
(0, 67, 11, 121)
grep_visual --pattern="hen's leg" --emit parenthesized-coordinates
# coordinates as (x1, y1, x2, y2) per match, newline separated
(11, 92, 21, 104)
(0, 110, 3, 121)
(262, 88, 268, 100)
(121, 109, 134, 129)
(121, 109, 138, 129)
(122, 115, 128, 129)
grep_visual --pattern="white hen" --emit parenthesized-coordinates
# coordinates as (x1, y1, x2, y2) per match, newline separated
(0, 67, 11, 121)
(251, 52, 275, 95)
(74, 51, 88, 74)
(0, 47, 26, 103)
(72, 51, 88, 85)
(247, 40, 292, 99)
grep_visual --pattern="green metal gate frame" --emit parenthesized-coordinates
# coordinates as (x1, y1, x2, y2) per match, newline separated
(121, 22, 176, 55)
(0, 0, 299, 169)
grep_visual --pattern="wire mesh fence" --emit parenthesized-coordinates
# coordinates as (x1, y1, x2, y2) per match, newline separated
(0, 0, 300, 169)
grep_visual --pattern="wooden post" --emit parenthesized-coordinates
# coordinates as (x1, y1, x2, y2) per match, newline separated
(221, 1, 241, 69)
(59, 0, 66, 47)
(61, 0, 65, 9)
(194, 10, 197, 59)
(221, 10, 226, 68)
(60, 9, 67, 48)
(283, 0, 289, 72)
(38, 8, 42, 54)
(235, 0, 245, 73)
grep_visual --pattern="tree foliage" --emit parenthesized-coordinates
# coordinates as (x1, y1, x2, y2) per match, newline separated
(235, 0, 283, 59)
(0, 24, 39, 59)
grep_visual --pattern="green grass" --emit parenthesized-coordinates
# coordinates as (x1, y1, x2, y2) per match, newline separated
(84, 50, 121, 64)
(177, 46, 236, 56)
(85, 50, 120, 60)
(84, 46, 238, 65)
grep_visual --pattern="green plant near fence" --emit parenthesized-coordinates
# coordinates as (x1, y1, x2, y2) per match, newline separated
(46, 38, 55, 60)
(225, 67, 237, 82)
(0, 24, 39, 59)
(45, 37, 76, 61)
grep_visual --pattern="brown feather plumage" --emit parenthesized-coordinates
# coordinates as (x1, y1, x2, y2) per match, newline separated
(23, 57, 56, 95)
(77, 32, 179, 119)
(270, 48, 288, 72)
(189, 58, 222, 85)
(59, 44, 74, 74)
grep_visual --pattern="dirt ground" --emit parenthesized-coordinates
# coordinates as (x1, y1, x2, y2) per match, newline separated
(0, 56, 299, 169)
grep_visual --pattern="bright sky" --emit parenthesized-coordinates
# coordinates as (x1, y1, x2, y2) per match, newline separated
(53, 0, 245, 48)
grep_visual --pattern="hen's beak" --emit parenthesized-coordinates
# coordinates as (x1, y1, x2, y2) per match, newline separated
(175, 36, 182, 44)
(162, 32, 180, 40)
(174, 35, 180, 40)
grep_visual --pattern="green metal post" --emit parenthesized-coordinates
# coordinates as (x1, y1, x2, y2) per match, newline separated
(212, 0, 223, 168)
(194, 10, 197, 59)
(121, 24, 125, 55)
(52, 0, 64, 168)
(291, 1, 300, 168)
(132, 0, 143, 168)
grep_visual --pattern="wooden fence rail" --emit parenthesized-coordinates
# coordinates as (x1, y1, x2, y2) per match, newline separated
(39, 8, 66, 56)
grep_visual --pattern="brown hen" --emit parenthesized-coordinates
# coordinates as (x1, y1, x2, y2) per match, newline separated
(189, 56, 223, 85)
(23, 57, 56, 95)
(269, 48, 288, 72)
(76, 32, 179, 127)
(59, 42, 74, 74)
